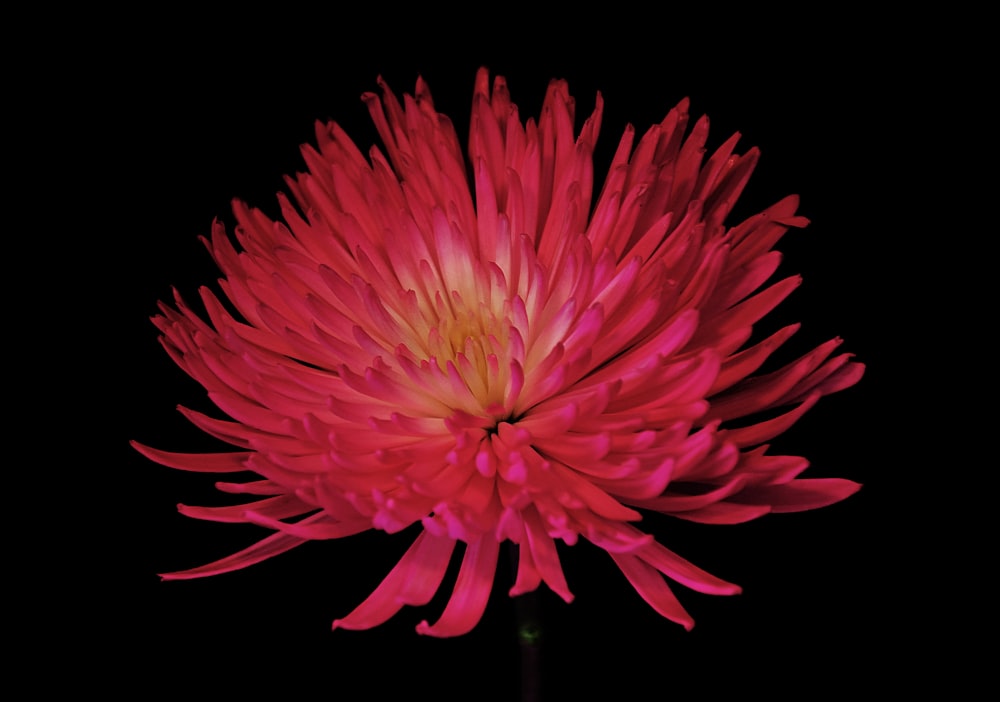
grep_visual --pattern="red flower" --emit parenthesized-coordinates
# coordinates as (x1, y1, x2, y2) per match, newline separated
(133, 68, 863, 636)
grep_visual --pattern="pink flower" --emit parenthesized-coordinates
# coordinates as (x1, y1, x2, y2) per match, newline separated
(133, 68, 863, 637)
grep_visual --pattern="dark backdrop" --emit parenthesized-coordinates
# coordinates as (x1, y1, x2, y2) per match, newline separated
(72, 15, 926, 700)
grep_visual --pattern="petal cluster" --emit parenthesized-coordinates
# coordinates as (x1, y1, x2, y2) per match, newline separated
(134, 68, 863, 636)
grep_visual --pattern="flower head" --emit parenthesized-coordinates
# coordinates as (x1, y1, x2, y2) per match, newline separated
(133, 68, 863, 636)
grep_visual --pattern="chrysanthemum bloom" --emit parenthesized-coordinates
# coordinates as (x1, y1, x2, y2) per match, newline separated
(133, 68, 863, 636)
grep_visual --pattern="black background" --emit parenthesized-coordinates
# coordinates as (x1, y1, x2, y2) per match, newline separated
(62, 12, 940, 699)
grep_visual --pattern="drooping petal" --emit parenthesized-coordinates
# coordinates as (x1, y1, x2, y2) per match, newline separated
(733, 478, 862, 513)
(160, 517, 324, 580)
(523, 507, 574, 603)
(333, 530, 457, 631)
(416, 535, 500, 637)
(610, 552, 695, 631)
(131, 442, 251, 473)
(177, 494, 312, 524)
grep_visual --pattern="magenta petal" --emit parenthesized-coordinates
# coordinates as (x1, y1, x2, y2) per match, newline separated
(724, 393, 820, 448)
(159, 516, 323, 580)
(333, 530, 456, 631)
(632, 475, 748, 513)
(395, 531, 460, 606)
(524, 508, 574, 603)
(672, 502, 772, 524)
(131, 442, 251, 472)
(243, 513, 370, 540)
(509, 540, 543, 596)
(416, 536, 500, 637)
(214, 479, 285, 495)
(734, 478, 862, 513)
(610, 552, 695, 631)
(177, 494, 310, 524)
(634, 535, 741, 596)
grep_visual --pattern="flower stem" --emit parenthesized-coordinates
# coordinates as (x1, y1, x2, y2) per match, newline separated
(509, 543, 542, 702)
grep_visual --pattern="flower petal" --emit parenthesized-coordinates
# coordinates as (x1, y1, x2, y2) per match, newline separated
(610, 553, 695, 631)
(159, 516, 326, 580)
(416, 536, 500, 637)
(733, 478, 862, 513)
(333, 530, 456, 631)
(130, 442, 251, 473)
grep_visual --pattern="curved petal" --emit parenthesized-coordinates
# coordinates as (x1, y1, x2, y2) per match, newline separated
(333, 530, 456, 631)
(159, 515, 326, 580)
(734, 478, 861, 513)
(416, 536, 500, 637)
(610, 552, 695, 631)
(131, 442, 251, 473)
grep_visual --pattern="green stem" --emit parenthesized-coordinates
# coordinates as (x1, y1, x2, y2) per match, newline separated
(509, 543, 542, 702)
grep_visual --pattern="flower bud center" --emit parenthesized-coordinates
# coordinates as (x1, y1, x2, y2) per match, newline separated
(418, 289, 517, 417)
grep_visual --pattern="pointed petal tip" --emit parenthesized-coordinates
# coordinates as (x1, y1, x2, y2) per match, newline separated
(509, 585, 575, 604)
(331, 617, 373, 632)
(159, 565, 221, 582)
(414, 619, 434, 636)
(508, 584, 532, 597)
(413, 616, 483, 638)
